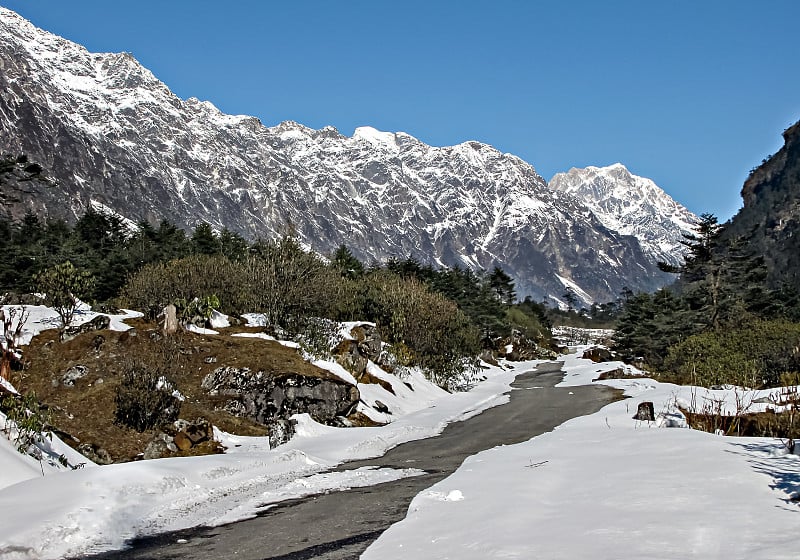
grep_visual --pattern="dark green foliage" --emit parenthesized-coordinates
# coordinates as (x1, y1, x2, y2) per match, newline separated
(191, 222, 221, 255)
(358, 271, 481, 389)
(246, 236, 334, 329)
(488, 266, 516, 306)
(616, 208, 800, 383)
(34, 261, 95, 330)
(0, 391, 52, 453)
(331, 244, 365, 279)
(614, 289, 691, 367)
(4, 209, 553, 389)
(218, 228, 248, 261)
(662, 320, 800, 388)
(562, 286, 579, 311)
(119, 254, 248, 320)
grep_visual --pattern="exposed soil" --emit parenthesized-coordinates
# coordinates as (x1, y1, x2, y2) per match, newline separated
(10, 319, 352, 462)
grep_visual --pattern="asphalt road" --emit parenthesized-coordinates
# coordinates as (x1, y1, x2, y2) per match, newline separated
(84, 361, 620, 560)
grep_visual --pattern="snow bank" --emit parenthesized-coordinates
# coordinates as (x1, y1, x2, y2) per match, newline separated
(363, 350, 800, 560)
(0, 309, 538, 560)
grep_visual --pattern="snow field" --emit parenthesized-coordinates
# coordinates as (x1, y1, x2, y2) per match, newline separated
(362, 351, 800, 560)
(0, 304, 539, 559)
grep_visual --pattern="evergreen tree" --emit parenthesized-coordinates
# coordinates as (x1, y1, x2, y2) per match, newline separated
(331, 244, 365, 278)
(191, 222, 221, 255)
(488, 266, 516, 305)
(218, 228, 248, 261)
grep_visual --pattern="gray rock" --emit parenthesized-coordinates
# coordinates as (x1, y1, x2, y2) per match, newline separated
(62, 365, 88, 387)
(62, 315, 111, 342)
(582, 346, 614, 363)
(373, 400, 390, 414)
(202, 367, 360, 433)
(144, 432, 177, 460)
(269, 419, 296, 448)
(77, 443, 112, 465)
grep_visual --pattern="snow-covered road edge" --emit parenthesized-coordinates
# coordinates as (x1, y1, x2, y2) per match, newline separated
(362, 350, 800, 560)
(0, 346, 536, 559)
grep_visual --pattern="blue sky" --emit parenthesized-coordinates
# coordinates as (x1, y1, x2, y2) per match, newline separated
(3, 0, 799, 220)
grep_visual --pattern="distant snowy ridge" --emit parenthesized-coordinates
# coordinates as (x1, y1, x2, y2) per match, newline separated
(550, 164, 699, 268)
(0, 7, 682, 304)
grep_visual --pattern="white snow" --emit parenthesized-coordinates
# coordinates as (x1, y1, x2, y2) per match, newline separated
(353, 126, 400, 152)
(0, 305, 538, 559)
(1, 302, 141, 346)
(3, 302, 799, 559)
(362, 350, 800, 560)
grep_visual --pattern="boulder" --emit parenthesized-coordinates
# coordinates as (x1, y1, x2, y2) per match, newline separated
(172, 432, 193, 451)
(202, 367, 360, 433)
(498, 335, 558, 361)
(373, 400, 390, 414)
(269, 418, 295, 448)
(350, 324, 382, 362)
(161, 304, 178, 335)
(61, 365, 88, 387)
(141, 418, 217, 459)
(582, 346, 614, 363)
(76, 443, 112, 465)
(144, 432, 177, 459)
(333, 323, 383, 378)
(333, 340, 369, 377)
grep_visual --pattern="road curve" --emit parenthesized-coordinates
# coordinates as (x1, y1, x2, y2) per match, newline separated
(83, 361, 620, 560)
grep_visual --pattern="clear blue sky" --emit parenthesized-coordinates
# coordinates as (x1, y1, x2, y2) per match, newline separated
(3, 0, 799, 220)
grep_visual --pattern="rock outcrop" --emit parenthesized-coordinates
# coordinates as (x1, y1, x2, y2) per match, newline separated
(201, 367, 359, 446)
(723, 120, 800, 289)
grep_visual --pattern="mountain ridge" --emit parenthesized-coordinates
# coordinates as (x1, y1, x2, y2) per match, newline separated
(0, 7, 687, 305)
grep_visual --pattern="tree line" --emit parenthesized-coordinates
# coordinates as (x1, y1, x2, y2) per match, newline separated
(0, 210, 552, 389)
(613, 213, 800, 388)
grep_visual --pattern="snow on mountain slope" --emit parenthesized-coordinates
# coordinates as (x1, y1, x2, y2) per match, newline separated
(550, 164, 699, 268)
(0, 7, 676, 304)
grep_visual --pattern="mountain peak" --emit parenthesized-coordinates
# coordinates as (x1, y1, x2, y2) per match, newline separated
(353, 126, 402, 152)
(550, 165, 698, 267)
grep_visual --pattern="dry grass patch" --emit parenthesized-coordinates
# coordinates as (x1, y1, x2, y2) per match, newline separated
(13, 319, 345, 462)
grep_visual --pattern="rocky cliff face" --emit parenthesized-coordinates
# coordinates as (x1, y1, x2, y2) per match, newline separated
(723, 120, 800, 287)
(0, 7, 683, 304)
(549, 164, 698, 268)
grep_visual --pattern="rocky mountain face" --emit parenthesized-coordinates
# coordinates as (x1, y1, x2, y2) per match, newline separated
(721, 120, 800, 288)
(549, 164, 698, 268)
(0, 7, 685, 305)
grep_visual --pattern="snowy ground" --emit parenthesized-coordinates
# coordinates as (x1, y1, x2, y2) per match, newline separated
(3, 308, 799, 559)
(0, 304, 536, 559)
(362, 352, 800, 560)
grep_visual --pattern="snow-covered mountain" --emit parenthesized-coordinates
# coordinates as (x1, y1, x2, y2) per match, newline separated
(0, 7, 679, 304)
(549, 164, 698, 268)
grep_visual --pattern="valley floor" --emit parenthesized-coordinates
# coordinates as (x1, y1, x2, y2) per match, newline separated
(364, 354, 800, 560)
(0, 309, 798, 559)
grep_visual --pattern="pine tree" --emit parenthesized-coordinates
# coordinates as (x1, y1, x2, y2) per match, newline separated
(488, 266, 516, 305)
(191, 222, 221, 255)
(331, 244, 365, 278)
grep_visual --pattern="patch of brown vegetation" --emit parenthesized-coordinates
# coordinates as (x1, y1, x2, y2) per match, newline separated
(681, 407, 800, 439)
(356, 370, 394, 394)
(345, 411, 385, 427)
(13, 319, 346, 463)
